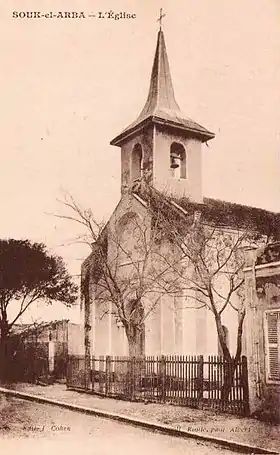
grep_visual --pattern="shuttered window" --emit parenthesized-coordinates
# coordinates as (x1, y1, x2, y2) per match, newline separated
(265, 311, 280, 382)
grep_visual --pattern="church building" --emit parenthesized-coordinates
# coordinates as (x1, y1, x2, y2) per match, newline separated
(81, 28, 280, 360)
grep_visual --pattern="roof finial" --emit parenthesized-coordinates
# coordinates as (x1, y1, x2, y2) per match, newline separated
(157, 8, 166, 31)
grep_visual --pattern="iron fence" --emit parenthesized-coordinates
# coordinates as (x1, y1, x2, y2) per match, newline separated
(67, 354, 249, 416)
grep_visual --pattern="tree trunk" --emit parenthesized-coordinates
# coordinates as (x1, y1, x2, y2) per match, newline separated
(127, 331, 139, 357)
(126, 324, 144, 358)
(125, 325, 144, 398)
(214, 311, 245, 401)
(0, 330, 10, 383)
(0, 319, 9, 340)
(214, 314, 233, 400)
(215, 315, 231, 361)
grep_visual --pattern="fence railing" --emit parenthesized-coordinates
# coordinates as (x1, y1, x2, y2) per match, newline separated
(66, 354, 249, 416)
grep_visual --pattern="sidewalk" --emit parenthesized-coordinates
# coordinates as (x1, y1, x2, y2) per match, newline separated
(3, 382, 280, 453)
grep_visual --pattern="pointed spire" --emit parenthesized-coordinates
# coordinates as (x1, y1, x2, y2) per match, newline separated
(139, 30, 181, 118)
(111, 30, 214, 146)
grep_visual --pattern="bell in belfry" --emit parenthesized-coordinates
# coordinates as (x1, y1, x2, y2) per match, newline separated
(170, 152, 181, 169)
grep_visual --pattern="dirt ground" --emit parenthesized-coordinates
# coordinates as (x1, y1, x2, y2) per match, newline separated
(4, 383, 280, 453)
(0, 395, 241, 455)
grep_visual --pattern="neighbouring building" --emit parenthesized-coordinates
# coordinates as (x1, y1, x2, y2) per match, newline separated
(13, 319, 83, 379)
(81, 29, 280, 363)
(244, 243, 280, 421)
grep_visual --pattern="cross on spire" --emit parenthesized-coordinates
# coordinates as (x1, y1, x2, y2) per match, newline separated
(157, 8, 166, 30)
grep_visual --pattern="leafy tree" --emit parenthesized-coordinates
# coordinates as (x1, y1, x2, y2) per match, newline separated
(0, 239, 78, 378)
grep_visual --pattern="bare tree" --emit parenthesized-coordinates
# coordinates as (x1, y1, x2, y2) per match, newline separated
(58, 194, 177, 357)
(146, 192, 266, 398)
(57, 188, 267, 399)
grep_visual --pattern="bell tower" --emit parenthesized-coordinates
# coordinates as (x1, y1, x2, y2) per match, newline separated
(110, 27, 215, 202)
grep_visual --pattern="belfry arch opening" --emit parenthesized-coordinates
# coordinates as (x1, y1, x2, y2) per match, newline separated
(131, 144, 143, 181)
(170, 142, 186, 179)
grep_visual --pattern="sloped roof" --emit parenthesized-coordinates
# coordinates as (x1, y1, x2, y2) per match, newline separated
(111, 30, 214, 146)
(133, 185, 280, 241)
(192, 197, 280, 239)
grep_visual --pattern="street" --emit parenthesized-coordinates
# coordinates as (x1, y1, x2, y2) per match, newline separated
(0, 395, 240, 454)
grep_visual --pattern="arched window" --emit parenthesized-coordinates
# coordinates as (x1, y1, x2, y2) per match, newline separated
(170, 142, 186, 179)
(117, 212, 142, 264)
(131, 144, 143, 181)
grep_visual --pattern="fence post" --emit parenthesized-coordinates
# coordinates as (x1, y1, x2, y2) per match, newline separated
(91, 356, 95, 393)
(159, 355, 166, 402)
(84, 354, 91, 391)
(125, 357, 131, 398)
(105, 355, 112, 396)
(197, 355, 204, 402)
(66, 355, 72, 388)
(241, 355, 250, 416)
(129, 357, 136, 400)
(99, 355, 105, 394)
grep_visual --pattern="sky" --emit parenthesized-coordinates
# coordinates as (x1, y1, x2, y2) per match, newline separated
(0, 0, 280, 322)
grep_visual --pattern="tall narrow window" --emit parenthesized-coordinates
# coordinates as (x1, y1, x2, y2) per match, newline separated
(131, 144, 143, 180)
(170, 143, 186, 179)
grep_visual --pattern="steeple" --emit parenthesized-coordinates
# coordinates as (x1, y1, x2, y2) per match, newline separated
(138, 29, 181, 119)
(111, 30, 214, 147)
(111, 27, 215, 202)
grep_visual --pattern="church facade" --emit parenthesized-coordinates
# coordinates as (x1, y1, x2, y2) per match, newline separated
(81, 30, 280, 361)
